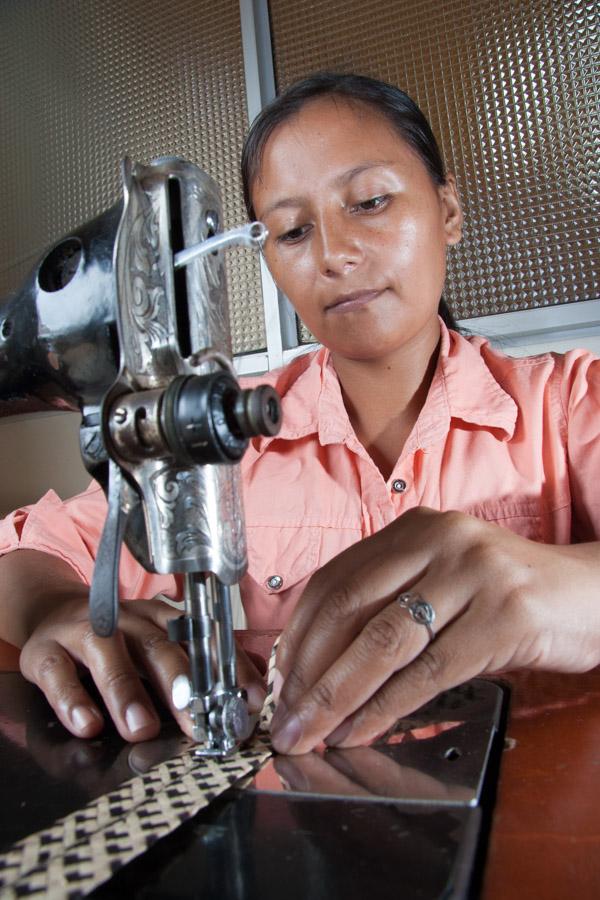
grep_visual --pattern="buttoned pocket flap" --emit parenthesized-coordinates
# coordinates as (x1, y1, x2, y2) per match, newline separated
(246, 525, 321, 594)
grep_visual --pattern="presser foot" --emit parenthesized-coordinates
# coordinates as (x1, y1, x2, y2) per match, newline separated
(173, 677, 255, 757)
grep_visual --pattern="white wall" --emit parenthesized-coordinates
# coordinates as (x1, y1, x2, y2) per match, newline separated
(0, 411, 90, 517)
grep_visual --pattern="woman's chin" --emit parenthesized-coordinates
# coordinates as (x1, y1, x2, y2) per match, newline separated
(328, 340, 400, 364)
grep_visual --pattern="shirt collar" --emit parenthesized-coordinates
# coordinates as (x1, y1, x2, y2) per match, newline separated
(439, 323, 517, 440)
(244, 320, 517, 462)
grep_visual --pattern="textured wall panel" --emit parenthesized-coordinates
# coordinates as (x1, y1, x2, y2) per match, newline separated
(269, 0, 599, 333)
(0, 0, 265, 354)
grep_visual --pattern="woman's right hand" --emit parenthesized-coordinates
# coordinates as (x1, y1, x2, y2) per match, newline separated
(0, 550, 266, 742)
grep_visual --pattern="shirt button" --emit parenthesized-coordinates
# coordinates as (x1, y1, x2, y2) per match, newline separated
(267, 575, 283, 590)
(392, 479, 407, 494)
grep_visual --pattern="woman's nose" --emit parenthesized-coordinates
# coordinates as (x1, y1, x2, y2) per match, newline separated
(317, 215, 363, 277)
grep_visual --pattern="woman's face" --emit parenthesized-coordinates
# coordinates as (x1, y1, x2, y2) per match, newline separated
(251, 96, 462, 363)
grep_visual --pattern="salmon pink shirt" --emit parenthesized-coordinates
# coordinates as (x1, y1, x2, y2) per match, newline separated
(1, 322, 599, 630)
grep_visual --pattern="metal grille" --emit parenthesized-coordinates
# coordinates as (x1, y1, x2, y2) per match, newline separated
(269, 0, 599, 335)
(0, 0, 266, 354)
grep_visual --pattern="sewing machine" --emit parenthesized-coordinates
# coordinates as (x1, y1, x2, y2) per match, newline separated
(0, 157, 281, 756)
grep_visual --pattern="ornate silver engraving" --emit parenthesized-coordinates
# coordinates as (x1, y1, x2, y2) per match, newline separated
(109, 158, 248, 583)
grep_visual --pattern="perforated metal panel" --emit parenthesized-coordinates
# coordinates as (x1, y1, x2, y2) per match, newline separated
(269, 0, 599, 331)
(0, 0, 265, 354)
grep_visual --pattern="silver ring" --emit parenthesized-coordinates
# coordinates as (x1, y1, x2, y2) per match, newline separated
(396, 591, 436, 641)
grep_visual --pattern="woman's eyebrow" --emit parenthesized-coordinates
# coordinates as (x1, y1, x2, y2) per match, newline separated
(260, 195, 306, 219)
(260, 163, 394, 219)
(334, 162, 394, 187)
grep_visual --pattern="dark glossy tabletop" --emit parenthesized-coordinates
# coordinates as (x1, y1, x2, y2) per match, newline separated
(0, 638, 598, 898)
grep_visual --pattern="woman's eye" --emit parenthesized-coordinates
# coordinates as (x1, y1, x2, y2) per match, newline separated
(277, 225, 310, 244)
(352, 195, 390, 212)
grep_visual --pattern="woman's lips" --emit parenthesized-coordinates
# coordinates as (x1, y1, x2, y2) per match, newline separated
(325, 289, 384, 313)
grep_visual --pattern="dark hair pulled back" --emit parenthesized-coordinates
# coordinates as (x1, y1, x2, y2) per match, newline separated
(241, 72, 457, 330)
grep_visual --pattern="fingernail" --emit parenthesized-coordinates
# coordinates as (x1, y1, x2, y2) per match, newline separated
(271, 667, 284, 703)
(246, 684, 267, 713)
(270, 698, 288, 734)
(271, 712, 302, 755)
(172, 674, 192, 711)
(324, 716, 353, 747)
(125, 702, 156, 734)
(70, 705, 100, 733)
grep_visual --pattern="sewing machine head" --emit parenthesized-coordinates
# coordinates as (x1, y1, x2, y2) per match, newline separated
(0, 157, 281, 755)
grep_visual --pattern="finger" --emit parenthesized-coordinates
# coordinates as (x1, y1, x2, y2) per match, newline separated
(276, 514, 443, 710)
(235, 645, 267, 712)
(122, 618, 195, 738)
(329, 613, 490, 748)
(137, 597, 267, 714)
(138, 597, 267, 716)
(149, 600, 267, 712)
(81, 629, 161, 742)
(272, 591, 431, 754)
(20, 639, 105, 738)
(276, 540, 397, 684)
(276, 507, 442, 682)
(273, 753, 372, 798)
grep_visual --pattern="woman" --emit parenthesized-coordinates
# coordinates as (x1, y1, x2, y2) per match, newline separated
(0, 73, 598, 752)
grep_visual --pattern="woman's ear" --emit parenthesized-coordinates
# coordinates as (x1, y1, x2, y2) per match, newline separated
(440, 174, 463, 246)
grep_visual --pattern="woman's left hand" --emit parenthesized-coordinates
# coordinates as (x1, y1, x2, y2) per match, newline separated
(270, 507, 600, 755)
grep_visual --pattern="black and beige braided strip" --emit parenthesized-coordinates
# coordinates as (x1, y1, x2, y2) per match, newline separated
(0, 648, 279, 899)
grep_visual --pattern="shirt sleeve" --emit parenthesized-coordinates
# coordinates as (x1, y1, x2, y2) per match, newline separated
(0, 480, 179, 600)
(560, 349, 600, 541)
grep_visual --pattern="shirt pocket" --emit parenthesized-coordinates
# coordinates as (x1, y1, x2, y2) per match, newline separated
(462, 496, 555, 542)
(245, 524, 322, 596)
